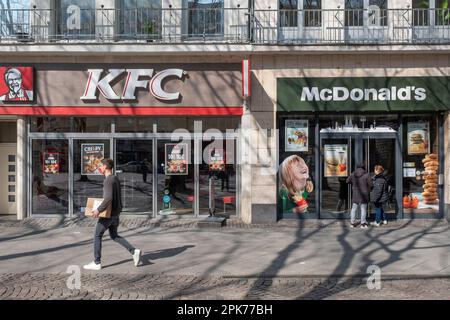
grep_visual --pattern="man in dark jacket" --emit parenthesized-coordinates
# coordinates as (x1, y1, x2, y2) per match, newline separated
(83, 158, 141, 270)
(370, 165, 389, 227)
(346, 164, 372, 229)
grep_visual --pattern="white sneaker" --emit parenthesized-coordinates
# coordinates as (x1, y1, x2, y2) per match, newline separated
(133, 249, 141, 267)
(371, 221, 381, 227)
(360, 223, 369, 229)
(83, 261, 101, 271)
(382, 220, 388, 225)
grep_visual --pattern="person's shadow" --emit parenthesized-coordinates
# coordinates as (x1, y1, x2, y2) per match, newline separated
(104, 245, 195, 268)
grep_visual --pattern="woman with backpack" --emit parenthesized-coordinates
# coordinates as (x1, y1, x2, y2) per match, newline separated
(370, 165, 389, 227)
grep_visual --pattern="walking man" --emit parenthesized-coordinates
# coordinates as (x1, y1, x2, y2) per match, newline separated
(346, 163, 372, 229)
(83, 158, 141, 270)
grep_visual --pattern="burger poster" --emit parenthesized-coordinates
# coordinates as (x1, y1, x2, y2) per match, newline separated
(407, 122, 430, 155)
(165, 143, 188, 175)
(43, 152, 59, 174)
(209, 148, 225, 172)
(324, 144, 348, 177)
(285, 119, 308, 152)
(81, 144, 104, 175)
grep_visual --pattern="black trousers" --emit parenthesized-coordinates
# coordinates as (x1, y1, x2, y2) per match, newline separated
(94, 215, 135, 264)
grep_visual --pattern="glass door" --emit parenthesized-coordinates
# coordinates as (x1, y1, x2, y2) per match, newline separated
(73, 139, 111, 216)
(156, 139, 195, 216)
(115, 140, 153, 215)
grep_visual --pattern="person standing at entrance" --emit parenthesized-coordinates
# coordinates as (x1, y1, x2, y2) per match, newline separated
(83, 158, 141, 271)
(346, 163, 372, 229)
(370, 165, 389, 227)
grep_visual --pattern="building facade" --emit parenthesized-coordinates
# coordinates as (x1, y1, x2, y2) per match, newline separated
(1, 0, 450, 222)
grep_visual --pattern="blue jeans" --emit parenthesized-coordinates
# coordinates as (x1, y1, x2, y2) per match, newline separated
(374, 202, 384, 223)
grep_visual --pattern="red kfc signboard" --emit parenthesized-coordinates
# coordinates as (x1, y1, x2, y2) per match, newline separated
(0, 67, 34, 102)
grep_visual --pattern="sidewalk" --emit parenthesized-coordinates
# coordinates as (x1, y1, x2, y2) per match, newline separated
(1, 217, 449, 299)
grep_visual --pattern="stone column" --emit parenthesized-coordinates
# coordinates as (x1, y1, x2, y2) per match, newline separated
(16, 116, 27, 220)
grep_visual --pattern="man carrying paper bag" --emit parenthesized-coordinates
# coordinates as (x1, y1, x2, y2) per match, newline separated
(83, 158, 141, 271)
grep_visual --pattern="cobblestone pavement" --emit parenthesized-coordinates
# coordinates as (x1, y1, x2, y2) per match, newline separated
(1, 273, 449, 300)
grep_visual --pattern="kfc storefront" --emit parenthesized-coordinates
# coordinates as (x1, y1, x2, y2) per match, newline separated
(0, 63, 246, 219)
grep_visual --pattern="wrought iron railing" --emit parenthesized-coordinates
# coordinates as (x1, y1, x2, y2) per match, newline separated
(1, 7, 450, 45)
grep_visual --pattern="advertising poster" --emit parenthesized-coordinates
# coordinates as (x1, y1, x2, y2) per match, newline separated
(209, 148, 225, 172)
(81, 144, 104, 175)
(285, 119, 308, 152)
(165, 143, 188, 175)
(0, 67, 34, 102)
(43, 152, 59, 174)
(407, 122, 430, 155)
(324, 144, 348, 177)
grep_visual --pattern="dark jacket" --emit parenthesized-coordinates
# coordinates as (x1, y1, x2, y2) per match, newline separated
(97, 175, 123, 217)
(346, 168, 372, 204)
(370, 173, 389, 204)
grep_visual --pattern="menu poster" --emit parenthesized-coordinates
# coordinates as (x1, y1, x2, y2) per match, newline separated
(165, 143, 188, 175)
(285, 119, 308, 152)
(324, 144, 348, 177)
(43, 152, 59, 174)
(407, 122, 430, 155)
(81, 144, 104, 175)
(209, 148, 225, 172)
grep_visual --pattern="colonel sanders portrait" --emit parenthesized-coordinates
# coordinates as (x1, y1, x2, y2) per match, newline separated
(0, 68, 33, 102)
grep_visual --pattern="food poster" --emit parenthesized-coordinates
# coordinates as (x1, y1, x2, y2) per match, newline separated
(285, 119, 308, 152)
(165, 143, 188, 175)
(403, 153, 439, 210)
(209, 148, 225, 172)
(43, 152, 59, 174)
(324, 144, 348, 177)
(81, 144, 104, 175)
(407, 122, 430, 155)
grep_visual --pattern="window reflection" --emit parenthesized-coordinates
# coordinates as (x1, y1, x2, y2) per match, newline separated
(187, 0, 224, 38)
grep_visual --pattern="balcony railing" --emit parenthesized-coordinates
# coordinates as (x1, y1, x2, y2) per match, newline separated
(1, 7, 450, 45)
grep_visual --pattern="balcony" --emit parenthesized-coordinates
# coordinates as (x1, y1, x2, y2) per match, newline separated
(0, 7, 450, 45)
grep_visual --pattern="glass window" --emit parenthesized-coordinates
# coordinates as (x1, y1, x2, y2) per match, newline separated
(0, 0, 31, 39)
(279, 0, 298, 27)
(116, 117, 154, 133)
(402, 115, 440, 216)
(73, 139, 110, 216)
(436, 0, 450, 25)
(345, 0, 364, 27)
(0, 122, 16, 143)
(187, 0, 224, 38)
(119, 0, 162, 40)
(30, 117, 112, 132)
(57, 0, 95, 39)
(32, 139, 69, 215)
(199, 139, 237, 216)
(278, 115, 317, 218)
(304, 0, 321, 27)
(413, 0, 429, 26)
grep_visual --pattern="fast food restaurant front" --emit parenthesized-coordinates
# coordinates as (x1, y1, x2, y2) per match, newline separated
(276, 75, 448, 220)
(0, 63, 246, 219)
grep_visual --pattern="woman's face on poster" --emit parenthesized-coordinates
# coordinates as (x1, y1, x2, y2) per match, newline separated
(291, 158, 309, 191)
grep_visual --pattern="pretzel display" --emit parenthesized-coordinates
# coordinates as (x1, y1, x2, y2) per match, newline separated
(420, 153, 439, 206)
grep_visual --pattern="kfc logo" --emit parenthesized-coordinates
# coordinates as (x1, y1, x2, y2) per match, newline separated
(0, 67, 34, 102)
(81, 68, 186, 102)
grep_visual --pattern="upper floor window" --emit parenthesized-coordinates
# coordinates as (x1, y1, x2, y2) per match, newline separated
(57, 0, 95, 39)
(119, 0, 162, 40)
(279, 1, 322, 28)
(186, 0, 224, 38)
(1, 0, 31, 38)
(413, 0, 450, 26)
(345, 0, 387, 27)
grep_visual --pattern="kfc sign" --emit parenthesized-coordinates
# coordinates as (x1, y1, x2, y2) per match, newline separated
(0, 67, 34, 102)
(81, 68, 186, 102)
